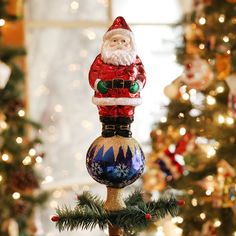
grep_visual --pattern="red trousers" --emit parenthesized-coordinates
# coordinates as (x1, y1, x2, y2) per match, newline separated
(97, 105, 135, 118)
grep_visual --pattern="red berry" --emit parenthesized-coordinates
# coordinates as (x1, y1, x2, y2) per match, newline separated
(145, 213, 152, 220)
(187, 73, 194, 79)
(186, 63, 192, 70)
(51, 215, 60, 222)
(177, 200, 185, 206)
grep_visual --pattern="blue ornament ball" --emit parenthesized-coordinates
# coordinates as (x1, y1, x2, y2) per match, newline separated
(86, 136, 145, 188)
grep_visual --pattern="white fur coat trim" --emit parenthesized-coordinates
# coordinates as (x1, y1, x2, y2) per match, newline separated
(92, 97, 142, 106)
(94, 78, 101, 92)
(136, 80, 144, 91)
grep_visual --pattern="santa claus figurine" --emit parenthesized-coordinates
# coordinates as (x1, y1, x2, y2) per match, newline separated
(89, 16, 146, 138)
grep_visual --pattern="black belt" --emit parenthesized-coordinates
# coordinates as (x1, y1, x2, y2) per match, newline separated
(105, 79, 132, 89)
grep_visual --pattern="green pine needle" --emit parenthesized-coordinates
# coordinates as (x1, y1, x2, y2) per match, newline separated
(125, 190, 144, 206)
(77, 191, 104, 213)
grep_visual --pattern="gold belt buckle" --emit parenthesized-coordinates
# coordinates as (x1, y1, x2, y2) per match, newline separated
(112, 79, 125, 88)
(120, 79, 124, 88)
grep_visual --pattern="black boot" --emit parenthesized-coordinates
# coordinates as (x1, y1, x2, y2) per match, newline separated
(100, 117, 116, 137)
(116, 117, 133, 138)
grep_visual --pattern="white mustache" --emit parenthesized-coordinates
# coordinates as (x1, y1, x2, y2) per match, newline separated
(101, 46, 136, 66)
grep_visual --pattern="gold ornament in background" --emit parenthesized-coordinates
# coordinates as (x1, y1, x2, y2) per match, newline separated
(215, 54, 231, 80)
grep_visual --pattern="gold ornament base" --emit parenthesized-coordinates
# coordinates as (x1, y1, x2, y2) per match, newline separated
(104, 187, 126, 236)
(104, 187, 126, 211)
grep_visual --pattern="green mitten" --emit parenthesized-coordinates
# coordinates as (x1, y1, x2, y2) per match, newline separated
(97, 81, 108, 94)
(129, 82, 140, 94)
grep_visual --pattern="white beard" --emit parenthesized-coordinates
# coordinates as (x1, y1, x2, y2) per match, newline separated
(101, 43, 136, 66)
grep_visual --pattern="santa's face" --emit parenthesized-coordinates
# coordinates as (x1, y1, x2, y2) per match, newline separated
(101, 33, 136, 66)
(109, 34, 131, 50)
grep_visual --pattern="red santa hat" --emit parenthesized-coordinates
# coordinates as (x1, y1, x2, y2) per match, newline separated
(103, 16, 135, 43)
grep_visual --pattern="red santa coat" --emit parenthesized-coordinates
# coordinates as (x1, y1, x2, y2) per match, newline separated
(89, 54, 146, 107)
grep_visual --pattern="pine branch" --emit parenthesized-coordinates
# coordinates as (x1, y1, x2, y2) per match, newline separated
(56, 205, 108, 231)
(54, 191, 180, 233)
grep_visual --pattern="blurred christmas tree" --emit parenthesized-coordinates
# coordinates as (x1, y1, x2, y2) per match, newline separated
(0, 1, 46, 235)
(144, 0, 236, 235)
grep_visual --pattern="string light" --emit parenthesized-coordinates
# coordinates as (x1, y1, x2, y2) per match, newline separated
(216, 86, 224, 93)
(233, 231, 236, 236)
(214, 219, 221, 227)
(2, 153, 9, 161)
(29, 148, 36, 156)
(199, 43, 205, 49)
(18, 110, 25, 117)
(182, 93, 190, 100)
(192, 198, 198, 206)
(207, 175, 214, 181)
(223, 36, 229, 42)
(206, 189, 212, 196)
(12, 192, 21, 200)
(188, 189, 194, 195)
(22, 156, 32, 165)
(172, 216, 184, 224)
(178, 113, 185, 118)
(0, 19, 5, 26)
(206, 95, 216, 105)
(83, 29, 97, 40)
(200, 213, 206, 220)
(189, 89, 197, 95)
(36, 155, 43, 163)
(218, 14, 225, 23)
(218, 167, 224, 174)
(16, 137, 23, 144)
(0, 175, 2, 182)
(54, 104, 63, 113)
(189, 108, 201, 117)
(0, 120, 7, 129)
(177, 217, 184, 224)
(227, 49, 231, 54)
(207, 146, 216, 158)
(199, 17, 206, 25)
(217, 114, 225, 124)
(179, 85, 187, 93)
(42, 175, 54, 184)
(226, 116, 234, 125)
(179, 127, 186, 136)
(160, 116, 167, 123)
(70, 0, 79, 10)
